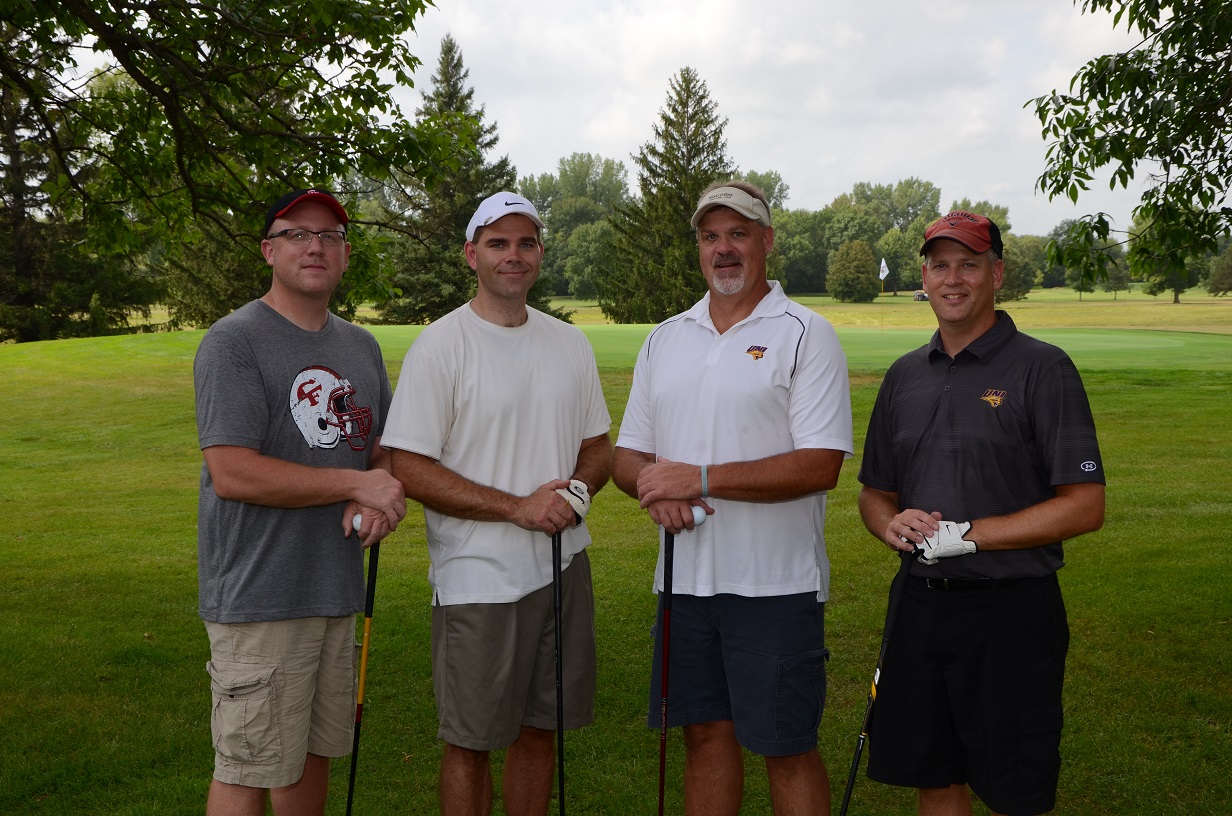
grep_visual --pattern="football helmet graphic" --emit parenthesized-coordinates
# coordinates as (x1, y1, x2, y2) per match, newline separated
(289, 366, 372, 451)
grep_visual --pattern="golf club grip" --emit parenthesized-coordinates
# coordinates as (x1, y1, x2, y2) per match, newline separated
(346, 542, 380, 816)
(357, 543, 380, 708)
(862, 551, 913, 732)
(658, 530, 675, 816)
(364, 542, 381, 617)
(552, 532, 565, 816)
(838, 550, 914, 816)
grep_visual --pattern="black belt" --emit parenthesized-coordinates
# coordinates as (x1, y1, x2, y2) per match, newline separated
(916, 575, 1045, 592)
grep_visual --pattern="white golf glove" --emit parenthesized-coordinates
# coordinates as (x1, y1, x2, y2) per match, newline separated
(556, 479, 591, 524)
(918, 520, 976, 565)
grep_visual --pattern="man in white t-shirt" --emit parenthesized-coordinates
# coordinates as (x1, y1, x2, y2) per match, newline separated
(613, 180, 853, 816)
(382, 192, 613, 816)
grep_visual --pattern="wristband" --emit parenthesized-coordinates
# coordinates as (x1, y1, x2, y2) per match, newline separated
(701, 464, 709, 499)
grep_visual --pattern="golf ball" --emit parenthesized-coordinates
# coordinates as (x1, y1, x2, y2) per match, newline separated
(353, 513, 363, 532)
(692, 505, 707, 527)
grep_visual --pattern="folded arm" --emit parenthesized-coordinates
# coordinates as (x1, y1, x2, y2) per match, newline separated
(392, 432, 612, 537)
(859, 483, 1106, 554)
(203, 441, 406, 537)
(615, 446, 845, 534)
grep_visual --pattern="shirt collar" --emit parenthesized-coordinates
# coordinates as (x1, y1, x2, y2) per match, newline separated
(927, 310, 1018, 362)
(687, 280, 787, 331)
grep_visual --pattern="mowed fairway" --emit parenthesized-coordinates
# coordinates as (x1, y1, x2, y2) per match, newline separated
(1, 291, 1229, 815)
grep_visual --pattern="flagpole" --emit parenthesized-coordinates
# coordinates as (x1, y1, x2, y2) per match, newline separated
(879, 258, 890, 333)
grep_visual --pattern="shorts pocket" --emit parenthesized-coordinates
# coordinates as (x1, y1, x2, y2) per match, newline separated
(207, 660, 281, 765)
(1015, 704, 1063, 798)
(774, 648, 829, 739)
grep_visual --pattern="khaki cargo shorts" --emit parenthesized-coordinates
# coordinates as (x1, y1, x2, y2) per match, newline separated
(205, 616, 356, 788)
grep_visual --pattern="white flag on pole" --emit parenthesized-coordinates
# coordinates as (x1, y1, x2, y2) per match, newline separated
(879, 258, 890, 280)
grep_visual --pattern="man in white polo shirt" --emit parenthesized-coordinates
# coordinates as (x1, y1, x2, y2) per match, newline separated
(613, 180, 853, 815)
(382, 192, 612, 816)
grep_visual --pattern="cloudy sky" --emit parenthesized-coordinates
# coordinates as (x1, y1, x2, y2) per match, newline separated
(397, 0, 1144, 237)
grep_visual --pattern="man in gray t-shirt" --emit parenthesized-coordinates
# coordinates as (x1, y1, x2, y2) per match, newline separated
(194, 188, 405, 815)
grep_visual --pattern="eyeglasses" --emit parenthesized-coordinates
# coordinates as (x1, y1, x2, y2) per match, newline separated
(267, 228, 347, 247)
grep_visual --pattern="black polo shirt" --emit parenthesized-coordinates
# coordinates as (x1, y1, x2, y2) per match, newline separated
(858, 311, 1104, 579)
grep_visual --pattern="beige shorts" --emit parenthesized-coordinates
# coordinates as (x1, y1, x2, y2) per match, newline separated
(205, 616, 356, 788)
(432, 550, 596, 751)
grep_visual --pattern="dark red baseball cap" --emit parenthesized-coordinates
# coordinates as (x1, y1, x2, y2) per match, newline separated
(263, 189, 349, 237)
(919, 211, 1003, 258)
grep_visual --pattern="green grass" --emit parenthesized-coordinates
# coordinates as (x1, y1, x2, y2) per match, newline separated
(1, 295, 1230, 814)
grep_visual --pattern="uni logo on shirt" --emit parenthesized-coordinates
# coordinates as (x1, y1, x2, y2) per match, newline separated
(746, 345, 768, 360)
(980, 389, 1007, 408)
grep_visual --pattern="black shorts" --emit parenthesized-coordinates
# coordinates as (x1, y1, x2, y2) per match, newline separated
(646, 592, 828, 757)
(866, 573, 1069, 816)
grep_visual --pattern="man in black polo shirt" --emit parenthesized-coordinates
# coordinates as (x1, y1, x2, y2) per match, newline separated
(857, 210, 1105, 816)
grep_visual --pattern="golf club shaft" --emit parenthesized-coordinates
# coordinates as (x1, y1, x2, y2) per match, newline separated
(345, 542, 380, 816)
(838, 549, 912, 816)
(657, 529, 675, 816)
(552, 531, 566, 816)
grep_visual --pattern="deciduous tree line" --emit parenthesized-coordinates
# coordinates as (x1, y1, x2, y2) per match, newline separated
(2, 1, 1228, 341)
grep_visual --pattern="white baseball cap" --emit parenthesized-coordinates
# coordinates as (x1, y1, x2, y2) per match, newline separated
(465, 192, 545, 241)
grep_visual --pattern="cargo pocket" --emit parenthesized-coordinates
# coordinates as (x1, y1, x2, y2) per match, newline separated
(207, 660, 281, 765)
(775, 648, 829, 739)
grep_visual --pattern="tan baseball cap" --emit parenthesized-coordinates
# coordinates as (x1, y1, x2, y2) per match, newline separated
(690, 186, 772, 229)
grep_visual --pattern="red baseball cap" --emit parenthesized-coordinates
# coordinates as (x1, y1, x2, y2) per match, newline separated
(263, 189, 349, 237)
(919, 211, 1003, 257)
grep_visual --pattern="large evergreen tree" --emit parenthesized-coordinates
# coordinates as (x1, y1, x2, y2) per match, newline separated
(376, 35, 564, 324)
(1, 3, 463, 332)
(597, 67, 734, 323)
(0, 48, 160, 342)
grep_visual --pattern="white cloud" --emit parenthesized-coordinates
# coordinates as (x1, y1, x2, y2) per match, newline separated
(401, 0, 1144, 235)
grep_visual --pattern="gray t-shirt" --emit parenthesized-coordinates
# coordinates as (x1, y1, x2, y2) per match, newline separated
(195, 300, 392, 622)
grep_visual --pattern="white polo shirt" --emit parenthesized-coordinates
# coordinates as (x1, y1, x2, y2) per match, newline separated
(617, 282, 853, 601)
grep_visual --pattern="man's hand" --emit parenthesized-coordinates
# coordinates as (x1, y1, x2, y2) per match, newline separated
(344, 502, 393, 548)
(646, 499, 713, 535)
(918, 520, 977, 565)
(513, 480, 576, 535)
(880, 509, 941, 553)
(635, 458, 702, 507)
(354, 469, 407, 528)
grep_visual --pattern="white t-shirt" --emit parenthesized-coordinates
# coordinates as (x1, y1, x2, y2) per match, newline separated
(382, 303, 611, 605)
(616, 282, 853, 601)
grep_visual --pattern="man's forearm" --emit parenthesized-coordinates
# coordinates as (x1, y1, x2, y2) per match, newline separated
(706, 448, 845, 502)
(205, 445, 376, 508)
(858, 486, 904, 545)
(635, 448, 845, 507)
(968, 483, 1106, 551)
(392, 449, 522, 522)
(571, 434, 614, 496)
(613, 446, 654, 499)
